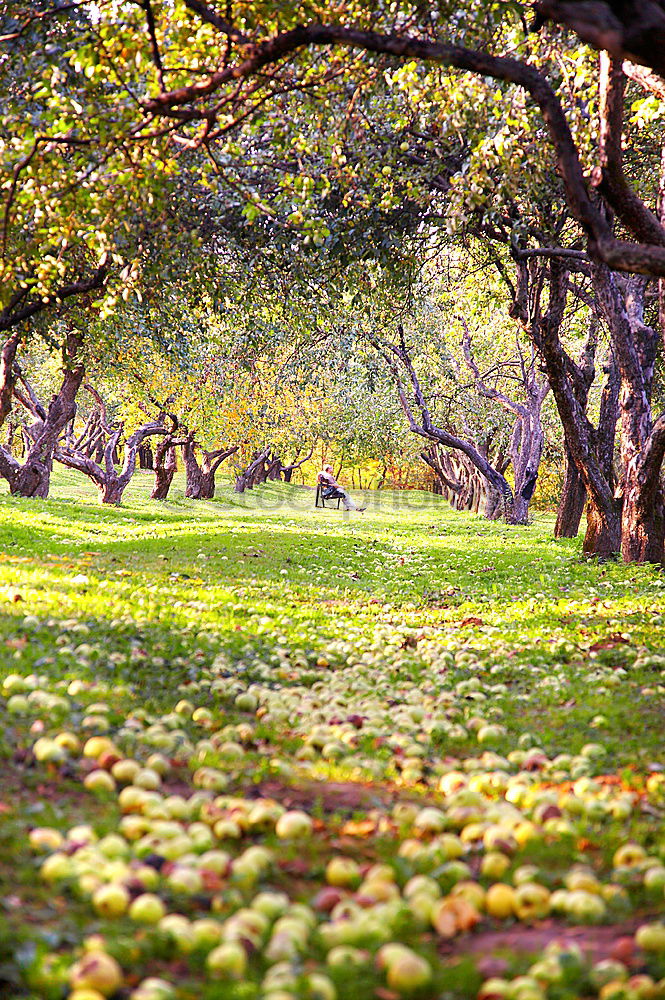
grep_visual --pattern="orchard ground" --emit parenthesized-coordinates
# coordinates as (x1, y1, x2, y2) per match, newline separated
(1, 470, 665, 1000)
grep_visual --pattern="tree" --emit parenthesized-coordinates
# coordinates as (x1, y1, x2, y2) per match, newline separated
(0, 330, 84, 497)
(181, 433, 239, 499)
(372, 325, 518, 520)
(552, 315, 619, 541)
(591, 263, 664, 561)
(460, 318, 550, 523)
(56, 414, 167, 504)
(7, 2, 665, 559)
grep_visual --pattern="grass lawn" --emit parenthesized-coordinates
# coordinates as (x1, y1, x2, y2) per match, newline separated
(1, 470, 664, 1000)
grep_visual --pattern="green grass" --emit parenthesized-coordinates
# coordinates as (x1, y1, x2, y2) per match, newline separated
(1, 470, 664, 999)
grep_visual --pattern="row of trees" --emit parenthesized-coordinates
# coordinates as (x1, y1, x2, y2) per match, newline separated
(2, 1, 665, 559)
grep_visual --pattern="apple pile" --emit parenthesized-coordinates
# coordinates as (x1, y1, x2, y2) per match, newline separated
(4, 633, 665, 999)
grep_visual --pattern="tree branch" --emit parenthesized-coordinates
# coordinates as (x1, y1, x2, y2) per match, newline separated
(459, 316, 529, 419)
(179, 0, 249, 43)
(0, 259, 108, 333)
(594, 53, 665, 247)
(140, 0, 166, 91)
(533, 0, 665, 77)
(209, 443, 239, 474)
(623, 60, 665, 98)
(370, 332, 514, 499)
(0, 332, 22, 427)
(140, 22, 665, 275)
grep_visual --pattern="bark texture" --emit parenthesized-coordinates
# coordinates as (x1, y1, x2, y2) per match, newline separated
(592, 263, 665, 561)
(555, 445, 588, 538)
(512, 258, 622, 555)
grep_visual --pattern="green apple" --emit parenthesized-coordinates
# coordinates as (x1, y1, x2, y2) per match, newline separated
(83, 770, 116, 794)
(29, 827, 64, 851)
(386, 951, 432, 993)
(92, 883, 130, 918)
(485, 884, 516, 919)
(206, 942, 247, 979)
(191, 917, 224, 950)
(129, 977, 176, 1000)
(513, 883, 550, 921)
(128, 893, 166, 924)
(275, 810, 313, 839)
(635, 922, 665, 952)
(326, 856, 361, 888)
(40, 852, 72, 881)
(33, 738, 66, 764)
(481, 852, 510, 880)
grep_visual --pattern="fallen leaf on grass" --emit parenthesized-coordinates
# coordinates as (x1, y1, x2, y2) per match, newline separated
(5, 638, 27, 650)
(340, 819, 376, 837)
(432, 896, 480, 937)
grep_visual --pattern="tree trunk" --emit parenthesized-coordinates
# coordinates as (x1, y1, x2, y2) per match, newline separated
(182, 434, 204, 498)
(100, 479, 126, 504)
(235, 449, 270, 492)
(592, 264, 663, 561)
(0, 333, 22, 430)
(583, 499, 622, 557)
(183, 435, 238, 498)
(510, 494, 528, 524)
(484, 486, 503, 520)
(520, 259, 620, 555)
(555, 444, 587, 537)
(57, 421, 166, 505)
(151, 439, 178, 500)
(5, 333, 84, 498)
(621, 481, 665, 562)
(267, 456, 282, 481)
(138, 443, 154, 469)
(197, 470, 216, 499)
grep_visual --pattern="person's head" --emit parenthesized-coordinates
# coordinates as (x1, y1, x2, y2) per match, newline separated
(324, 464, 333, 473)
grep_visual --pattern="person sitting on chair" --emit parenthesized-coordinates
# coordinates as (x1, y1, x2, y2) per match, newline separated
(318, 465, 365, 512)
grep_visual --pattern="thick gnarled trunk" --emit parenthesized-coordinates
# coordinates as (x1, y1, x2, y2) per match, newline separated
(151, 437, 180, 500)
(57, 421, 166, 505)
(621, 482, 665, 562)
(0, 333, 84, 498)
(0, 333, 21, 429)
(517, 259, 622, 556)
(182, 433, 238, 499)
(592, 264, 663, 561)
(583, 500, 622, 558)
(555, 444, 587, 538)
(234, 448, 270, 493)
